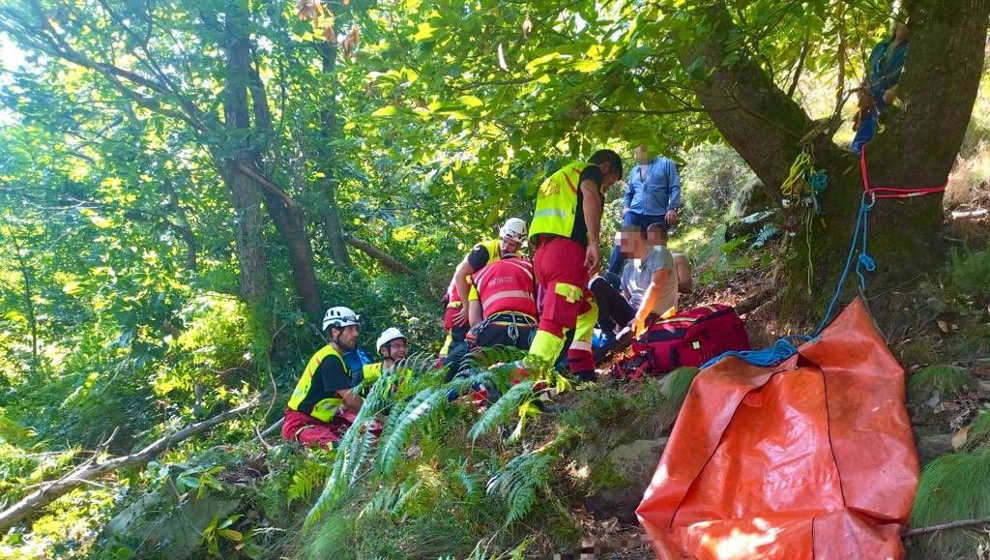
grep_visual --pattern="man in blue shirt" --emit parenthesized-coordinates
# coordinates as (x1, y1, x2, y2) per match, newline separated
(607, 144, 681, 275)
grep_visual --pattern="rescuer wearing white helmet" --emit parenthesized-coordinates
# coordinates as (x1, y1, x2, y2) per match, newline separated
(442, 218, 528, 377)
(361, 327, 409, 389)
(281, 306, 367, 448)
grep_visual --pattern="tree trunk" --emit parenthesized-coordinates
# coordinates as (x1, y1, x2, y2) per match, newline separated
(677, 0, 990, 327)
(223, 4, 323, 321)
(316, 42, 353, 268)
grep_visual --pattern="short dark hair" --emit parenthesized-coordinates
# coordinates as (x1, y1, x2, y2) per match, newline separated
(589, 149, 622, 179)
(647, 222, 668, 241)
(621, 224, 648, 239)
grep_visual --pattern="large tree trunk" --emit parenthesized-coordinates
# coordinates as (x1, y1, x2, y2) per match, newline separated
(677, 0, 989, 327)
(223, 4, 323, 321)
(220, 24, 271, 313)
(316, 42, 353, 268)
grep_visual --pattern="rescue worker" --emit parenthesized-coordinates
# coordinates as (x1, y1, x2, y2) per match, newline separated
(520, 150, 623, 382)
(282, 306, 365, 449)
(362, 327, 410, 391)
(466, 255, 538, 352)
(443, 217, 528, 376)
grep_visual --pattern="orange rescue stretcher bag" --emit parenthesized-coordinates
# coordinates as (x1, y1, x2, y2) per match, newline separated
(636, 298, 919, 559)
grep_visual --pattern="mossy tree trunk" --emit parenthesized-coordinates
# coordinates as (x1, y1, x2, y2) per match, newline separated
(677, 0, 989, 328)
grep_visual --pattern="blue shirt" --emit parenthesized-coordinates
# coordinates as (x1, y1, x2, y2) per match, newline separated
(623, 157, 681, 217)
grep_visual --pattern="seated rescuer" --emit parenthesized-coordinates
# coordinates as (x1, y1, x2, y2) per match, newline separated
(466, 255, 538, 352)
(282, 306, 366, 449)
(362, 327, 410, 392)
(443, 218, 528, 376)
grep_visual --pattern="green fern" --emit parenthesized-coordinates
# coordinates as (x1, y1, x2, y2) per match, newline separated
(287, 459, 331, 505)
(376, 387, 449, 475)
(910, 449, 990, 558)
(486, 450, 555, 524)
(908, 364, 974, 401)
(462, 345, 527, 371)
(468, 381, 535, 442)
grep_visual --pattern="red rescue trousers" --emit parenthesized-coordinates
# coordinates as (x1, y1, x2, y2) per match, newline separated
(281, 408, 355, 449)
(527, 236, 598, 377)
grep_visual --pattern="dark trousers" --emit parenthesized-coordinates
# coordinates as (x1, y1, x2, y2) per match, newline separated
(607, 211, 666, 274)
(474, 321, 535, 351)
(443, 326, 470, 381)
(590, 275, 635, 335)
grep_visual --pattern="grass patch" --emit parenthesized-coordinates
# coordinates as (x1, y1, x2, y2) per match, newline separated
(909, 449, 990, 559)
(907, 365, 975, 401)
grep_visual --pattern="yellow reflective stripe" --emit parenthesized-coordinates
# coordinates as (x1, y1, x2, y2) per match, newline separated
(554, 282, 583, 303)
(533, 209, 568, 218)
(481, 289, 534, 310)
(574, 299, 598, 346)
(528, 330, 565, 364)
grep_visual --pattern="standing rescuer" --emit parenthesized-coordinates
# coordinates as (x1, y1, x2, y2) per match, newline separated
(282, 306, 366, 449)
(521, 150, 623, 382)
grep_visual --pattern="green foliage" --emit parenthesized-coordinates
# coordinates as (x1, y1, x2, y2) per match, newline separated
(908, 365, 975, 400)
(946, 248, 990, 305)
(910, 450, 990, 559)
(661, 368, 700, 411)
(486, 451, 556, 525)
(468, 381, 535, 441)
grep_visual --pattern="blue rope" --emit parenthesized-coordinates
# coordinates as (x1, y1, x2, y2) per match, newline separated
(700, 336, 811, 370)
(702, 192, 875, 369)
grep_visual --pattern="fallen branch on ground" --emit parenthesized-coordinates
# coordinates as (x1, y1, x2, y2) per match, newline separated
(903, 516, 990, 538)
(0, 399, 259, 533)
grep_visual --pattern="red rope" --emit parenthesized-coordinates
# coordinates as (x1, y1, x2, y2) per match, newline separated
(859, 146, 947, 199)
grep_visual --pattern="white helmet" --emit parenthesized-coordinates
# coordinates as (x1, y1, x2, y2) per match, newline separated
(499, 217, 528, 244)
(376, 327, 406, 350)
(322, 306, 360, 331)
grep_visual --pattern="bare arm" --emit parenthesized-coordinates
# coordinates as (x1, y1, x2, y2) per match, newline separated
(632, 268, 672, 335)
(337, 388, 364, 413)
(468, 299, 483, 327)
(452, 260, 475, 326)
(581, 179, 604, 272)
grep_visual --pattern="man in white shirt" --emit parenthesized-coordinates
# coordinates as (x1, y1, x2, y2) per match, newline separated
(591, 223, 682, 353)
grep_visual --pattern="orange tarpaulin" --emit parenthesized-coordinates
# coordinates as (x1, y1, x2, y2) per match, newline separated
(636, 298, 919, 559)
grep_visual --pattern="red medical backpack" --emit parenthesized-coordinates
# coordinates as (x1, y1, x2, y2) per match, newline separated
(615, 305, 750, 379)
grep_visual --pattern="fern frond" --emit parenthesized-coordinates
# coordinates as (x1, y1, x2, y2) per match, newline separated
(468, 381, 535, 442)
(462, 345, 527, 370)
(376, 387, 449, 475)
(486, 451, 555, 524)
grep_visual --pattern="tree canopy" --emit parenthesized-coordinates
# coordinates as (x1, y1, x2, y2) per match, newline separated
(0, 0, 988, 558)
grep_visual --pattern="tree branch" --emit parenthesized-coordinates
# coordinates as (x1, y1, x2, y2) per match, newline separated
(675, 3, 816, 192)
(787, 33, 810, 98)
(345, 236, 418, 276)
(235, 162, 296, 209)
(903, 516, 990, 538)
(0, 400, 259, 533)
